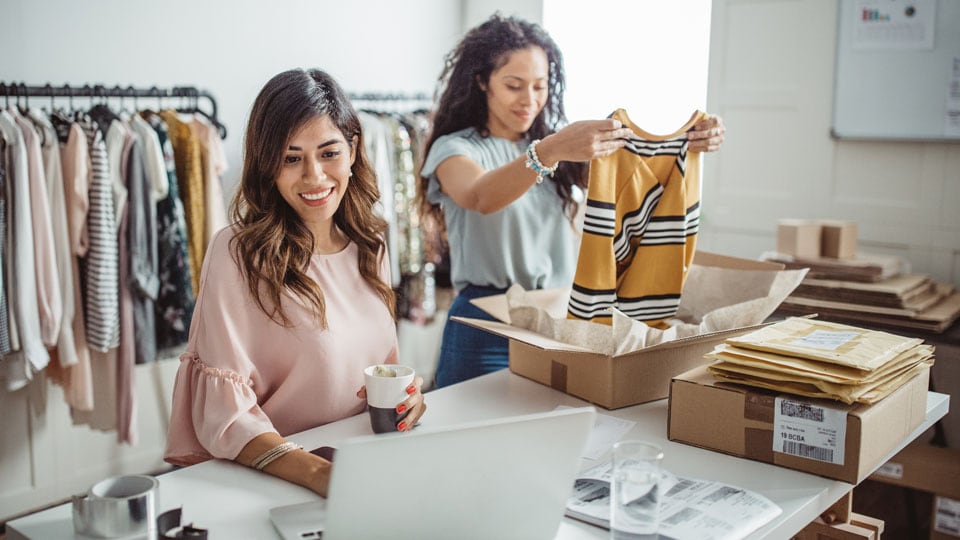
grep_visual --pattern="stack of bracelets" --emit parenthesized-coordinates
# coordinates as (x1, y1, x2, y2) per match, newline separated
(524, 139, 558, 184)
(251, 441, 303, 471)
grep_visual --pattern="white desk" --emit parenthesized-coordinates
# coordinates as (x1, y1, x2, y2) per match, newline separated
(8, 369, 949, 539)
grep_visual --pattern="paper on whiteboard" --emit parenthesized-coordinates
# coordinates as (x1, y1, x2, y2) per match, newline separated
(852, 0, 935, 51)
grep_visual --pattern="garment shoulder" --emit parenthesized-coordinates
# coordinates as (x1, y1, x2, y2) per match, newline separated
(197, 226, 245, 289)
(421, 128, 483, 177)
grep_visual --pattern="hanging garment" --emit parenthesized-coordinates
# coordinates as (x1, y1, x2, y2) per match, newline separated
(358, 111, 400, 287)
(568, 109, 705, 327)
(89, 105, 128, 235)
(130, 114, 168, 202)
(0, 153, 9, 356)
(126, 133, 158, 365)
(191, 115, 228, 244)
(143, 112, 194, 351)
(47, 117, 94, 411)
(78, 116, 121, 351)
(116, 130, 137, 444)
(0, 110, 49, 389)
(160, 110, 205, 293)
(13, 111, 62, 347)
(28, 110, 79, 369)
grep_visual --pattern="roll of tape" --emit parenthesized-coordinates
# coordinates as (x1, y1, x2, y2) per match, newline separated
(72, 474, 159, 538)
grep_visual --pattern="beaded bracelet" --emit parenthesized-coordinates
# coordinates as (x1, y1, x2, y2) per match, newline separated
(251, 441, 303, 471)
(524, 139, 558, 184)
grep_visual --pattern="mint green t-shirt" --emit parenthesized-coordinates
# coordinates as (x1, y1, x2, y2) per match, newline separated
(421, 128, 577, 292)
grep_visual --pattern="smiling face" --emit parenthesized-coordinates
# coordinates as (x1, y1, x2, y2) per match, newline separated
(275, 114, 357, 246)
(481, 45, 549, 141)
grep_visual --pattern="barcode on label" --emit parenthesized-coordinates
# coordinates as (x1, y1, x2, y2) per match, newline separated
(874, 462, 904, 479)
(938, 507, 959, 519)
(783, 441, 834, 463)
(780, 401, 824, 422)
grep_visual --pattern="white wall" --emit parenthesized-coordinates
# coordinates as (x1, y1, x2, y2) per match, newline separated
(463, 0, 544, 29)
(1, 0, 462, 203)
(702, 0, 960, 287)
(0, 0, 463, 522)
(545, 0, 712, 134)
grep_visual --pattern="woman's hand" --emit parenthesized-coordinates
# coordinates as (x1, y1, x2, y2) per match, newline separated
(356, 375, 427, 432)
(536, 119, 633, 166)
(395, 375, 426, 431)
(687, 114, 726, 152)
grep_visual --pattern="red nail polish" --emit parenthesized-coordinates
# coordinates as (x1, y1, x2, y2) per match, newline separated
(405, 385, 415, 395)
(396, 404, 406, 414)
(397, 421, 407, 431)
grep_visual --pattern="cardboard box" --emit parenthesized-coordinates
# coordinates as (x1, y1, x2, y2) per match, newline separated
(820, 220, 858, 259)
(870, 441, 960, 500)
(453, 252, 787, 409)
(793, 512, 884, 540)
(931, 496, 960, 539)
(668, 364, 929, 483)
(778, 219, 822, 258)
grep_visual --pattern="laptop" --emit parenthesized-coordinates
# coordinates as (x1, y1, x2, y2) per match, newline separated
(270, 406, 596, 540)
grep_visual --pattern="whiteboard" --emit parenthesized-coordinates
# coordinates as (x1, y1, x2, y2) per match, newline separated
(832, 0, 960, 141)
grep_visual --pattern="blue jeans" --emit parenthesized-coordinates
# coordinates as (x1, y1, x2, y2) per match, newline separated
(434, 286, 509, 388)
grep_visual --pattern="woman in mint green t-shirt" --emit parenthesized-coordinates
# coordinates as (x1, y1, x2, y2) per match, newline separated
(417, 14, 726, 388)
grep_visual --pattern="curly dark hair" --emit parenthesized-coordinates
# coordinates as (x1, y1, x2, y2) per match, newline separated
(416, 13, 587, 227)
(229, 68, 395, 328)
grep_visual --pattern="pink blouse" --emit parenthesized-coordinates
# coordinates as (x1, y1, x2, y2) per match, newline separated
(164, 227, 399, 466)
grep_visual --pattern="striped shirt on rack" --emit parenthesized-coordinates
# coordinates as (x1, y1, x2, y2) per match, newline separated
(79, 118, 120, 351)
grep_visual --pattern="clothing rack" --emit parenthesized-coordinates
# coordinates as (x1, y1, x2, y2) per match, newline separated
(348, 91, 433, 113)
(0, 81, 227, 139)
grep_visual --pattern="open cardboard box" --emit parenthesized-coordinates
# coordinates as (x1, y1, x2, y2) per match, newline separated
(453, 252, 792, 409)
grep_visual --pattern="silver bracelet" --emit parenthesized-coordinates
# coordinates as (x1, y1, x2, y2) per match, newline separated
(524, 139, 558, 184)
(251, 441, 302, 471)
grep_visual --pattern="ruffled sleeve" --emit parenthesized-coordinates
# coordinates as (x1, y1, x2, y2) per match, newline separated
(164, 227, 276, 466)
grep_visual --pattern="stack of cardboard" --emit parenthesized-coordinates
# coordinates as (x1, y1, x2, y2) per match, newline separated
(763, 219, 960, 333)
(704, 317, 935, 404)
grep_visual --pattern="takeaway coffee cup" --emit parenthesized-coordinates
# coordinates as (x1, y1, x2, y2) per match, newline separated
(364, 364, 415, 433)
(72, 474, 159, 538)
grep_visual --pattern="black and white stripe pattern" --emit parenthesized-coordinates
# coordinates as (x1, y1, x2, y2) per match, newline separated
(616, 293, 682, 322)
(567, 284, 617, 320)
(568, 286, 683, 323)
(612, 183, 663, 261)
(79, 119, 120, 352)
(623, 200, 701, 250)
(581, 199, 616, 237)
(622, 134, 689, 177)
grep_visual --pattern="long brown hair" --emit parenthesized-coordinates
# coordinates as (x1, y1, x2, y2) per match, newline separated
(229, 68, 394, 327)
(416, 13, 587, 227)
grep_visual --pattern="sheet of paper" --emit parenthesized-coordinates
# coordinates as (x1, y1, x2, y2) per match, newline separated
(852, 0, 935, 51)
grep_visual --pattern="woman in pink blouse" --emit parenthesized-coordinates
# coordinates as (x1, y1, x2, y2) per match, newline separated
(164, 68, 427, 497)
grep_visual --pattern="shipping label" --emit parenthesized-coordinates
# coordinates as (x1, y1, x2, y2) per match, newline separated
(773, 396, 847, 465)
(790, 330, 860, 351)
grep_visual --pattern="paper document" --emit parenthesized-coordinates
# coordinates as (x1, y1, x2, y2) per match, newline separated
(566, 462, 782, 540)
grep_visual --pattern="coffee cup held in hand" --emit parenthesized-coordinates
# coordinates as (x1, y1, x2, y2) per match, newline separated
(363, 364, 415, 433)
